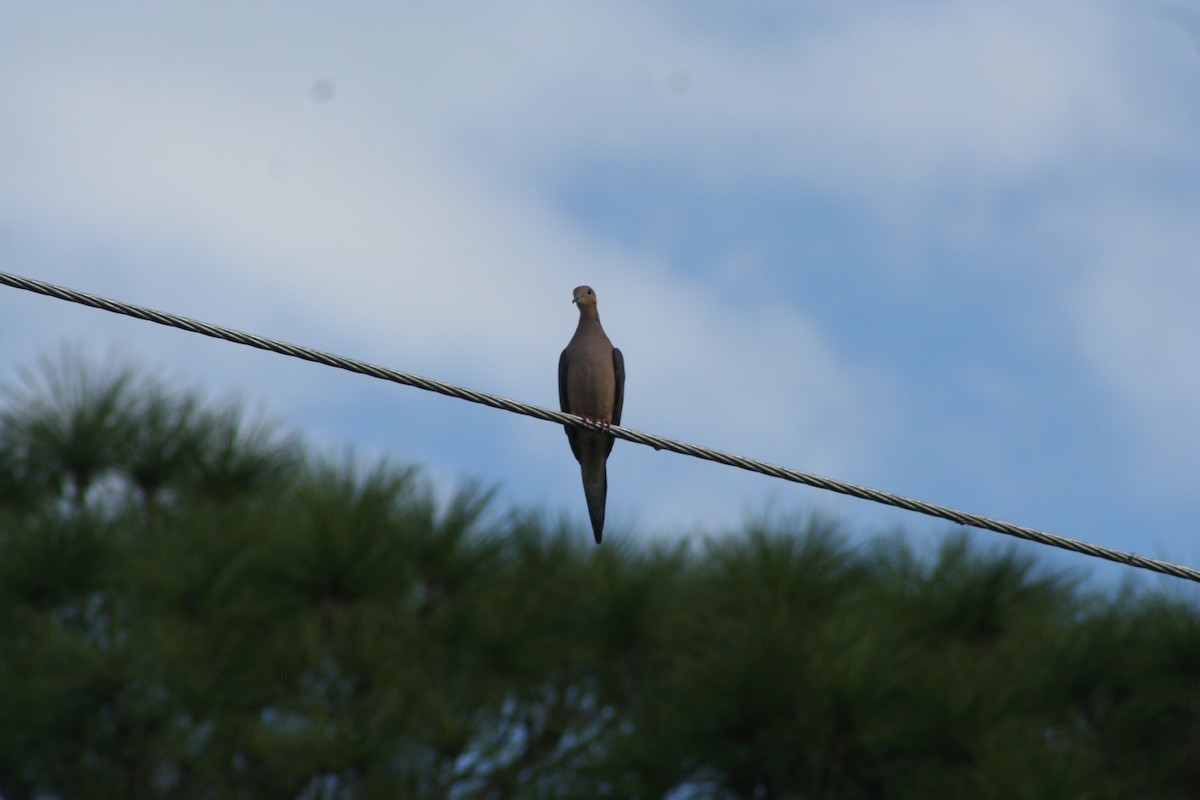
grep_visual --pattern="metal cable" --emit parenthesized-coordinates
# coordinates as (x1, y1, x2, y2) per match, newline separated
(3, 269, 1197, 584)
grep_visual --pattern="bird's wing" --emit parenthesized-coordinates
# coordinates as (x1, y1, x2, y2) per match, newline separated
(558, 347, 581, 461)
(606, 347, 625, 457)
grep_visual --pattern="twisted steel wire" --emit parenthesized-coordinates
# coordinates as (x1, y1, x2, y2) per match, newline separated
(3, 269, 1198, 584)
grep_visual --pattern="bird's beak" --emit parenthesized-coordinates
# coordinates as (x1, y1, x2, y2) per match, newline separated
(571, 296, 578, 304)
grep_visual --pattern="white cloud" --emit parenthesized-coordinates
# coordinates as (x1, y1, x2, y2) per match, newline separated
(1069, 203, 1200, 492)
(478, 2, 1180, 204)
(0, 2, 889, 465)
(0, 0, 1195, 542)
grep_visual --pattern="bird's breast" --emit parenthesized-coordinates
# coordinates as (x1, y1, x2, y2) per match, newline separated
(567, 354, 615, 419)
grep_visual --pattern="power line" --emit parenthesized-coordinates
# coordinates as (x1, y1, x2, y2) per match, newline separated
(2, 268, 1197, 585)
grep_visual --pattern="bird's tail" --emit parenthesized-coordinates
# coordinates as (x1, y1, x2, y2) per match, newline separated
(581, 462, 607, 544)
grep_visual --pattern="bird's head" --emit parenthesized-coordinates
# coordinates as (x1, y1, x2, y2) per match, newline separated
(572, 285, 598, 309)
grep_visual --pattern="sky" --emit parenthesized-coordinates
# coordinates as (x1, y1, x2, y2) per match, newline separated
(1, 1, 1197, 590)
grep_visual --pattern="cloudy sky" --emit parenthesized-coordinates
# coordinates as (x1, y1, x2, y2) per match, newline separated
(1, 2, 1197, 588)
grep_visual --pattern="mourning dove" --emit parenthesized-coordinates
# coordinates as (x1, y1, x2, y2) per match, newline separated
(559, 285, 625, 544)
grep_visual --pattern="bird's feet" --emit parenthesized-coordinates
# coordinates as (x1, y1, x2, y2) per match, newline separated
(580, 414, 612, 431)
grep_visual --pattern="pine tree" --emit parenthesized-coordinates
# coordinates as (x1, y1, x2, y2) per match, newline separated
(1, 350, 1198, 799)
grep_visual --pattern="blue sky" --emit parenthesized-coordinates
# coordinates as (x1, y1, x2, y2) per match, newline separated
(1, 2, 1197, 589)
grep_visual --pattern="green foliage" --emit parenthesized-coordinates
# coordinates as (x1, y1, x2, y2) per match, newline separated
(0, 351, 1198, 799)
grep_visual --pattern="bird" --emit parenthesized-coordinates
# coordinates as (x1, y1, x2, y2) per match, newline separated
(558, 285, 625, 544)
